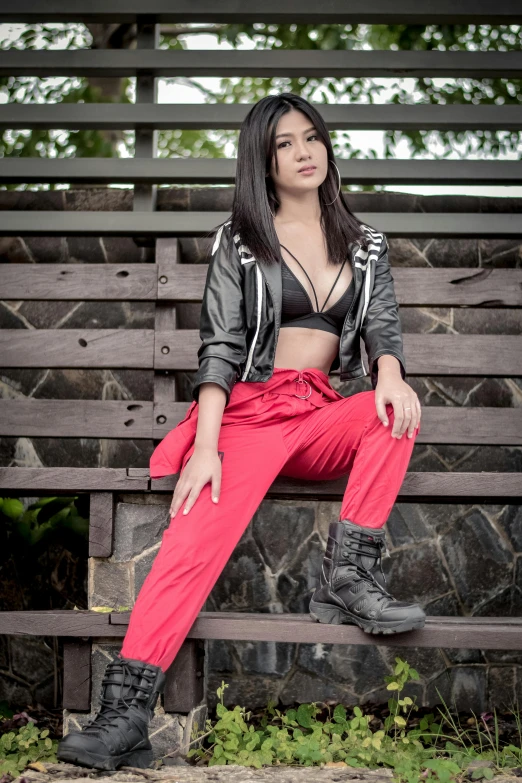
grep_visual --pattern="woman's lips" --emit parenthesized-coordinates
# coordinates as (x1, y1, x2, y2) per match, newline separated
(299, 166, 317, 175)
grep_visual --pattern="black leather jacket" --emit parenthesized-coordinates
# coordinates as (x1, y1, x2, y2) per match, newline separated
(191, 219, 406, 405)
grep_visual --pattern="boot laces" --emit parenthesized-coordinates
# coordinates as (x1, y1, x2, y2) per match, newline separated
(82, 660, 156, 737)
(339, 529, 393, 601)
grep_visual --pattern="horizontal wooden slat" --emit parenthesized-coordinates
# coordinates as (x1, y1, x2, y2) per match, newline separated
(3, 0, 521, 24)
(0, 331, 519, 375)
(2, 104, 522, 132)
(162, 266, 522, 308)
(0, 467, 149, 491)
(393, 268, 522, 307)
(0, 467, 520, 500)
(150, 471, 522, 503)
(0, 609, 520, 650)
(109, 611, 522, 651)
(2, 265, 520, 306)
(2, 158, 522, 186)
(0, 610, 109, 636)
(2, 50, 522, 79)
(0, 264, 157, 300)
(152, 405, 521, 445)
(0, 212, 521, 238)
(156, 332, 522, 377)
(0, 400, 153, 438)
(0, 329, 154, 368)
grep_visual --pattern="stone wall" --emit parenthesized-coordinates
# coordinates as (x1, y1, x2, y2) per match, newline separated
(0, 187, 521, 717)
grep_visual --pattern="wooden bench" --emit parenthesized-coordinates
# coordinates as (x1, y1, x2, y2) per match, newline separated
(1, 230, 521, 714)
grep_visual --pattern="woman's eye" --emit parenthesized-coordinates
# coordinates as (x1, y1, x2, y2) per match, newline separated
(277, 135, 318, 149)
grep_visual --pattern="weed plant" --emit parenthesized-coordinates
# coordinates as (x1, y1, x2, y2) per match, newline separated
(184, 657, 522, 783)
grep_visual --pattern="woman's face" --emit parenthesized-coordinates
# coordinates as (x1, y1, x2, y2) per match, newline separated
(268, 109, 328, 198)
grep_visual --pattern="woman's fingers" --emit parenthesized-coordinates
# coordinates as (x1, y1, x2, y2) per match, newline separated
(375, 393, 389, 426)
(406, 395, 422, 438)
(391, 399, 405, 438)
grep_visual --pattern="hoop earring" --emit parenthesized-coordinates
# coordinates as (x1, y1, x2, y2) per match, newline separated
(324, 160, 341, 206)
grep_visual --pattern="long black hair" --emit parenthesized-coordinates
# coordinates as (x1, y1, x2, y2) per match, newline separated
(211, 91, 369, 267)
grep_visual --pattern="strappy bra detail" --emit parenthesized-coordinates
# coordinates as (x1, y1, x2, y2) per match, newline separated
(279, 243, 354, 337)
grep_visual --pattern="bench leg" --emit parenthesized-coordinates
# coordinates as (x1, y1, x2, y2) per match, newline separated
(63, 639, 91, 711)
(163, 638, 206, 713)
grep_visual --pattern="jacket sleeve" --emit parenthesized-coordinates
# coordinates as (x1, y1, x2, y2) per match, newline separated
(191, 222, 248, 406)
(360, 234, 406, 389)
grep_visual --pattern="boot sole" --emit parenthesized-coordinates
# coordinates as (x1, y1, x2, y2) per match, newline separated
(309, 599, 425, 635)
(57, 744, 153, 771)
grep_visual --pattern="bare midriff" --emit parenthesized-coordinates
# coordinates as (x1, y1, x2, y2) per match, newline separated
(272, 227, 353, 375)
(274, 327, 340, 375)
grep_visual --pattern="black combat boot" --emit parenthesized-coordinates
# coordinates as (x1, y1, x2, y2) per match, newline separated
(57, 654, 166, 771)
(309, 519, 426, 634)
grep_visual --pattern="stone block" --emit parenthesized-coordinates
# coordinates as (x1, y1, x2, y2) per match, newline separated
(10, 636, 55, 685)
(207, 673, 280, 712)
(113, 503, 171, 562)
(297, 643, 389, 696)
(426, 667, 487, 714)
(279, 670, 354, 707)
(89, 559, 134, 608)
(251, 501, 315, 571)
(387, 504, 432, 548)
(498, 506, 522, 552)
(383, 541, 450, 605)
(134, 544, 162, 596)
(238, 640, 295, 677)
(209, 538, 271, 611)
(487, 666, 517, 711)
(207, 639, 236, 673)
(440, 510, 513, 612)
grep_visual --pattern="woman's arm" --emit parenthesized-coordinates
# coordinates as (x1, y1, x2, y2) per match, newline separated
(169, 382, 227, 518)
(191, 221, 248, 406)
(194, 382, 226, 452)
(169, 223, 247, 519)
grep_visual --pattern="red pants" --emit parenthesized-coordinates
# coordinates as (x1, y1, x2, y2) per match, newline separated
(120, 367, 417, 672)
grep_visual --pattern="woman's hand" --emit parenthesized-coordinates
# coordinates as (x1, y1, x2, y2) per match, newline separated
(170, 446, 222, 518)
(375, 355, 421, 439)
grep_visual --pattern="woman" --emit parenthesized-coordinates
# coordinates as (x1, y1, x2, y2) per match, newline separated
(58, 92, 423, 771)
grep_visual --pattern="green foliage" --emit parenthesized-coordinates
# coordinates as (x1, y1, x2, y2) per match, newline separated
(0, 495, 88, 547)
(0, 720, 58, 776)
(183, 659, 522, 783)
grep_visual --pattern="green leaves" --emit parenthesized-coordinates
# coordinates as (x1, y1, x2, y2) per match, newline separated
(0, 495, 88, 547)
(0, 722, 58, 775)
(184, 660, 522, 782)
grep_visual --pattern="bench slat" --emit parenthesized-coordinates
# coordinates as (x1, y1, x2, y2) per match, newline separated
(2, 104, 522, 132)
(1, 265, 521, 307)
(0, 467, 150, 491)
(156, 332, 522, 377)
(0, 610, 109, 635)
(0, 401, 153, 438)
(1, 468, 520, 500)
(0, 401, 519, 444)
(2, 50, 522, 80)
(2, 158, 522, 187)
(0, 211, 521, 238)
(2, 610, 519, 650)
(152, 471, 522, 503)
(2, 2, 521, 25)
(162, 266, 522, 308)
(0, 264, 157, 300)
(2, 331, 519, 375)
(0, 329, 154, 368)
